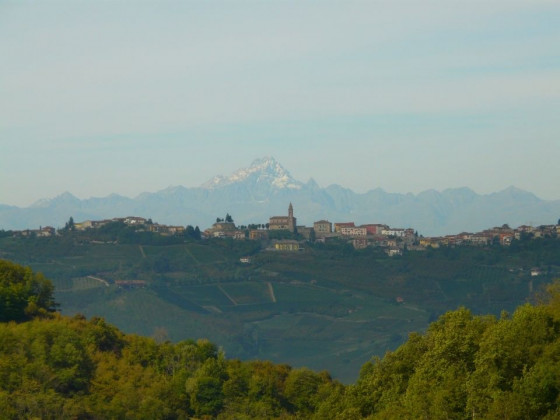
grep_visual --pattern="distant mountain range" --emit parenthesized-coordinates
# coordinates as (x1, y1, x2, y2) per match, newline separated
(2, 157, 559, 236)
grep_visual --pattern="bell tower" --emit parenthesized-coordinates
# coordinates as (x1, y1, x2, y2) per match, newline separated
(288, 202, 296, 233)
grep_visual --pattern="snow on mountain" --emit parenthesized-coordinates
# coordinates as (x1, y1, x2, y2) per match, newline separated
(30, 192, 81, 208)
(201, 157, 303, 190)
(1, 157, 559, 235)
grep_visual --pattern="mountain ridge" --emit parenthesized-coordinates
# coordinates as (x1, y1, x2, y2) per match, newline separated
(2, 157, 559, 235)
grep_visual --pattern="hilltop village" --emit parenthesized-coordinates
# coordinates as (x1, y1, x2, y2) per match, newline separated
(10, 203, 560, 258)
(204, 203, 560, 256)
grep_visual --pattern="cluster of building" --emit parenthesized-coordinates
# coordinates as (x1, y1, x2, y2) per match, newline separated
(204, 203, 418, 255)
(75, 216, 187, 235)
(15, 226, 57, 238)
(205, 203, 560, 256)
(12, 216, 187, 238)
(418, 224, 560, 248)
(10, 205, 560, 257)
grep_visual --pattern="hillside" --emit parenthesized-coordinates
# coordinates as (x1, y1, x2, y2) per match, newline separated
(1, 229, 558, 382)
(2, 260, 560, 419)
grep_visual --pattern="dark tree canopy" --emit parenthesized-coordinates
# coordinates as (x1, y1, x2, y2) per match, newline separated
(64, 216, 75, 231)
(0, 259, 57, 322)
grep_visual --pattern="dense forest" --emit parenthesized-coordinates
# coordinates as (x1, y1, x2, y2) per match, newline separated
(2, 259, 560, 419)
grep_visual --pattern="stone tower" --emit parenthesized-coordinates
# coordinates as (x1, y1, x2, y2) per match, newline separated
(288, 202, 296, 233)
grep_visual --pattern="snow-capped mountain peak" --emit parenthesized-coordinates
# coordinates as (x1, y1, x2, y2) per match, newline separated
(201, 157, 303, 190)
(30, 192, 80, 208)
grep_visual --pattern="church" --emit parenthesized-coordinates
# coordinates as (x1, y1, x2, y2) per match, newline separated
(269, 203, 297, 233)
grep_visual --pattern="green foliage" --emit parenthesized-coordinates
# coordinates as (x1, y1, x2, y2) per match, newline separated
(63, 216, 75, 231)
(0, 230, 13, 238)
(284, 367, 324, 413)
(0, 260, 337, 418)
(4, 258, 560, 418)
(0, 233, 560, 382)
(0, 259, 56, 322)
(86, 316, 125, 354)
(185, 224, 202, 240)
(0, 234, 559, 384)
(0, 312, 339, 419)
(338, 280, 560, 419)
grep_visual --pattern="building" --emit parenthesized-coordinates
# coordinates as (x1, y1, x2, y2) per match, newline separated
(249, 229, 269, 240)
(37, 226, 56, 237)
(531, 268, 542, 277)
(161, 225, 185, 235)
(204, 221, 237, 238)
(469, 235, 491, 246)
(269, 203, 297, 233)
(340, 226, 367, 237)
(297, 226, 313, 240)
(74, 220, 94, 231)
(362, 224, 388, 235)
(233, 231, 246, 240)
(352, 238, 368, 249)
(334, 222, 355, 233)
(420, 238, 440, 248)
(386, 248, 402, 257)
(313, 220, 332, 237)
(381, 228, 407, 238)
(274, 240, 300, 251)
(124, 216, 147, 225)
(212, 222, 237, 232)
(500, 234, 513, 246)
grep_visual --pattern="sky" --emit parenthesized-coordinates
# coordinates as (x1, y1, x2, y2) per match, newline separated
(1, 1, 559, 207)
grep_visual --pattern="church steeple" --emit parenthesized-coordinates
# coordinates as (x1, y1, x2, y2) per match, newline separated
(288, 203, 296, 233)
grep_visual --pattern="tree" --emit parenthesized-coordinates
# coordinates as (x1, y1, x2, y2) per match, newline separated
(187, 376, 224, 416)
(64, 216, 75, 231)
(225, 213, 233, 223)
(194, 226, 201, 240)
(284, 367, 323, 413)
(0, 260, 57, 322)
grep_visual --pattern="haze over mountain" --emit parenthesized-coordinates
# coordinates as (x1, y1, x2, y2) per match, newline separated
(1, 157, 559, 236)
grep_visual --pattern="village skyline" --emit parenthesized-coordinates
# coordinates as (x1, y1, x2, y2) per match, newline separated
(12, 202, 560, 260)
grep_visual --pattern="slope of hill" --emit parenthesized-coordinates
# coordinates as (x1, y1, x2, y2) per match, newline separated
(1, 230, 558, 382)
(3, 259, 560, 419)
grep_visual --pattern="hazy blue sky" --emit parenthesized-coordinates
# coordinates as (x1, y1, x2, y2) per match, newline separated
(1, 1, 559, 206)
